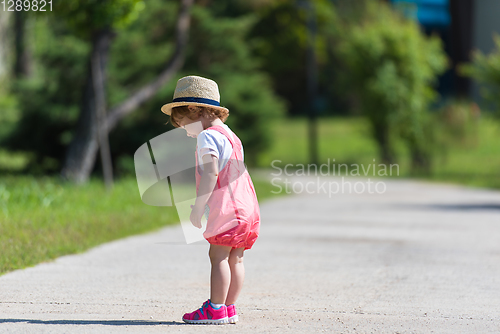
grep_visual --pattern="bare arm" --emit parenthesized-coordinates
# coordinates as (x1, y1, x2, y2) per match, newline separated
(190, 153, 219, 228)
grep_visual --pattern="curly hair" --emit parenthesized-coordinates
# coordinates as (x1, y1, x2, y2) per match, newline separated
(168, 105, 229, 128)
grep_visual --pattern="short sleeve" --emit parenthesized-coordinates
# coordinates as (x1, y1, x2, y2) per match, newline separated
(197, 131, 220, 160)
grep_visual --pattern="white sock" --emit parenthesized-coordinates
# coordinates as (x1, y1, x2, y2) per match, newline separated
(210, 302, 225, 309)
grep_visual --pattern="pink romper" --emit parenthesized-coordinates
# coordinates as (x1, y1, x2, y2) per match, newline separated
(195, 125, 260, 250)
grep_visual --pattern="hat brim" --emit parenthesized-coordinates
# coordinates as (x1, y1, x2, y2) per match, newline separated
(161, 101, 229, 116)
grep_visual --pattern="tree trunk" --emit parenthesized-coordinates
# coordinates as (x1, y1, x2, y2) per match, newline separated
(373, 122, 395, 165)
(105, 0, 194, 132)
(409, 139, 431, 176)
(60, 0, 194, 183)
(92, 29, 114, 190)
(410, 147, 431, 175)
(450, 0, 474, 97)
(0, 11, 12, 79)
(61, 29, 114, 184)
(305, 0, 319, 166)
(13, 11, 31, 78)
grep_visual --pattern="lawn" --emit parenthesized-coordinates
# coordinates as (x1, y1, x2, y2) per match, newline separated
(0, 173, 280, 276)
(259, 115, 500, 189)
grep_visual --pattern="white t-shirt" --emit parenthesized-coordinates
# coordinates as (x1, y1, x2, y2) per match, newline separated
(197, 124, 244, 172)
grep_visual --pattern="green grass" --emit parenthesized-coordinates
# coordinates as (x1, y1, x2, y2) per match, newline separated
(259, 116, 379, 167)
(429, 118, 500, 189)
(0, 149, 30, 171)
(253, 177, 287, 202)
(259, 115, 500, 189)
(0, 172, 283, 276)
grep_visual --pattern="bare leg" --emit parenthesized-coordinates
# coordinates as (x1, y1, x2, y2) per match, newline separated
(225, 247, 245, 305)
(209, 244, 232, 304)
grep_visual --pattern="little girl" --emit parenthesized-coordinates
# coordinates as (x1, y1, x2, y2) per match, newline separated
(161, 75, 261, 325)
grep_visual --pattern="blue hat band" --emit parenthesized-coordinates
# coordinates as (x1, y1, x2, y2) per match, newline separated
(172, 97, 221, 107)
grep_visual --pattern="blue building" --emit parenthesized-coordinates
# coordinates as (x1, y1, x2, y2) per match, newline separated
(392, 0, 450, 27)
(390, 0, 500, 108)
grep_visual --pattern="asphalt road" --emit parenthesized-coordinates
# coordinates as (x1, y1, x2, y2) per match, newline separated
(1, 176, 500, 333)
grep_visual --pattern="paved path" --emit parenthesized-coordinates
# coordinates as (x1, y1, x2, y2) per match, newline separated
(1, 176, 500, 333)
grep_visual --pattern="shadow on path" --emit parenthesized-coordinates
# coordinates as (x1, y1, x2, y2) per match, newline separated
(0, 319, 186, 326)
(394, 203, 500, 211)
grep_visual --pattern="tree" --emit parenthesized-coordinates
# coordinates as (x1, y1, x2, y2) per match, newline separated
(58, 0, 194, 184)
(248, 0, 338, 116)
(2, 0, 285, 175)
(13, 11, 32, 78)
(460, 33, 500, 116)
(54, 0, 141, 184)
(180, 2, 286, 166)
(332, 1, 448, 172)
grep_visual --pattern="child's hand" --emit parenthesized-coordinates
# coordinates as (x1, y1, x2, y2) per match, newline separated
(190, 204, 203, 229)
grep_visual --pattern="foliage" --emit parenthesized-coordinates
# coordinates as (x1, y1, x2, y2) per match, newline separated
(104, 0, 180, 173)
(2, 0, 285, 174)
(181, 4, 286, 166)
(459, 33, 500, 116)
(332, 1, 448, 172)
(107, 0, 286, 170)
(54, 0, 145, 38)
(1, 16, 89, 174)
(435, 99, 480, 150)
(0, 89, 19, 141)
(249, 0, 339, 115)
(218, 73, 286, 166)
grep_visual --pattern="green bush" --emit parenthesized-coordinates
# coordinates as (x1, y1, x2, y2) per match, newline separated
(248, 0, 339, 116)
(0, 90, 19, 142)
(1, 16, 89, 174)
(460, 33, 500, 116)
(332, 1, 448, 173)
(436, 99, 480, 149)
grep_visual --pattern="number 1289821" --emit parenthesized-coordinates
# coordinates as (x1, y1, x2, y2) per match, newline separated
(2, 0, 52, 11)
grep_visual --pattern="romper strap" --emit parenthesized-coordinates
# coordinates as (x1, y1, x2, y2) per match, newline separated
(205, 125, 242, 160)
(207, 125, 235, 143)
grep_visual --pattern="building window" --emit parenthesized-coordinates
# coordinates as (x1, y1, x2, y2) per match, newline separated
(391, 0, 451, 27)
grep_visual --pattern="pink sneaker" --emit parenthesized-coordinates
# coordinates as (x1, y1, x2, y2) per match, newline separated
(182, 299, 229, 325)
(226, 304, 238, 323)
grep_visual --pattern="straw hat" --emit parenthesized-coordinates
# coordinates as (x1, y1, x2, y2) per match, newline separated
(161, 75, 229, 115)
